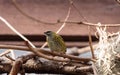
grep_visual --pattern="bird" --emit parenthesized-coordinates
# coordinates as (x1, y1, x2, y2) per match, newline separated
(44, 31, 66, 54)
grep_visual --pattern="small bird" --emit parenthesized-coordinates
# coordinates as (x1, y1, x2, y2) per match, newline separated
(44, 31, 66, 54)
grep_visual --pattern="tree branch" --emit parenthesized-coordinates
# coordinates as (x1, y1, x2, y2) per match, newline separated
(0, 44, 94, 62)
(26, 41, 94, 62)
(9, 59, 23, 75)
(0, 55, 93, 75)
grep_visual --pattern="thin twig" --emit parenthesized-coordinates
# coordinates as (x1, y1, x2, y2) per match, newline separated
(0, 49, 15, 61)
(69, 1, 97, 74)
(41, 4, 71, 48)
(10, 49, 16, 59)
(77, 44, 98, 54)
(0, 16, 35, 48)
(5, 55, 15, 61)
(11, 0, 120, 27)
(69, 0, 96, 59)
(116, 0, 120, 4)
(11, 0, 56, 25)
(68, 0, 95, 59)
(0, 49, 11, 57)
(56, 5, 71, 33)
(79, 21, 120, 27)
(88, 26, 95, 59)
(69, 0, 87, 22)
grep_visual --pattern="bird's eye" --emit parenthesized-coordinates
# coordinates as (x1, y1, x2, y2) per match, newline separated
(47, 33, 51, 35)
(44, 32, 51, 36)
(44, 31, 53, 37)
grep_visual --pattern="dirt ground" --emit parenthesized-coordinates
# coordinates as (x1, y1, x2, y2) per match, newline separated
(0, 0, 120, 35)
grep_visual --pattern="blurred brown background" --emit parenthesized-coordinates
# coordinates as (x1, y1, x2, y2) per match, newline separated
(0, 0, 120, 47)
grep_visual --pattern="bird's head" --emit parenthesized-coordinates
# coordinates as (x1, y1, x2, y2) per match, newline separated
(44, 31, 56, 38)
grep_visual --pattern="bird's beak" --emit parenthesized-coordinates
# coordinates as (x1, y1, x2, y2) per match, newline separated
(44, 31, 47, 36)
(44, 31, 50, 36)
(44, 31, 47, 34)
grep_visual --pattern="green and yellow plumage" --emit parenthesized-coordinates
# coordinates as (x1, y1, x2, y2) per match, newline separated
(44, 31, 66, 54)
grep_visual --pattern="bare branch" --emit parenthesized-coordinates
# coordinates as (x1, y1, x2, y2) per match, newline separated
(41, 4, 71, 48)
(26, 41, 71, 62)
(0, 50, 11, 57)
(11, 0, 56, 25)
(5, 55, 15, 61)
(26, 41, 93, 62)
(69, 0, 87, 22)
(56, 5, 71, 33)
(79, 21, 120, 27)
(116, 0, 120, 4)
(9, 58, 23, 75)
(0, 56, 93, 74)
(11, 0, 120, 27)
(0, 16, 35, 48)
(77, 44, 98, 54)
(0, 44, 93, 62)
(88, 26, 95, 59)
